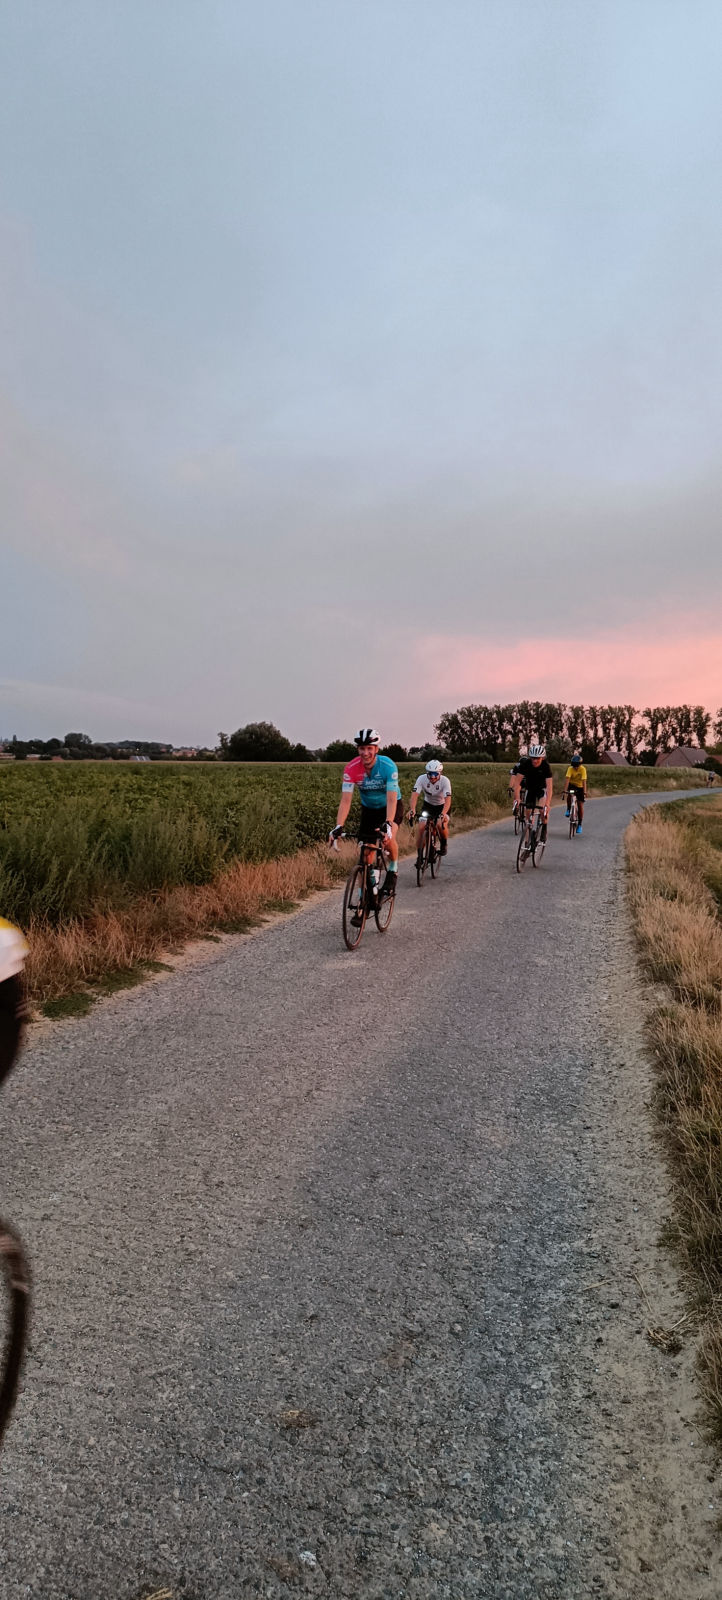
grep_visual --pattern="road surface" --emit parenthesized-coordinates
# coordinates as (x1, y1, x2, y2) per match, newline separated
(0, 791, 719, 1599)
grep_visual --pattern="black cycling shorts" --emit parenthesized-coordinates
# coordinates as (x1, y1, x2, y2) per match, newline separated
(419, 801, 446, 822)
(358, 799, 403, 842)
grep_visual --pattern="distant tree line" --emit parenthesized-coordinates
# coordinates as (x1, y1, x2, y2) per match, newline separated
(435, 703, 722, 764)
(217, 724, 444, 763)
(1, 733, 214, 761)
(6, 707, 721, 767)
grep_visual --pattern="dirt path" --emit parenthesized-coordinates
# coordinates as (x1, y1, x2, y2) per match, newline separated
(0, 791, 719, 1598)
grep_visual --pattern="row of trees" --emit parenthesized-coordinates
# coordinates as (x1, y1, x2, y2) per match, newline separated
(1, 734, 220, 762)
(217, 724, 448, 763)
(6, 708, 721, 766)
(435, 704, 722, 763)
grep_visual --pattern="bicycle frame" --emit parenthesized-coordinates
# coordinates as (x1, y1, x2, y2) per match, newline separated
(568, 790, 579, 836)
(414, 808, 446, 885)
(516, 802, 547, 871)
(335, 828, 394, 948)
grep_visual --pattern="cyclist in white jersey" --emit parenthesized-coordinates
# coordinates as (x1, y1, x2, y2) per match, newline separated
(407, 761, 452, 866)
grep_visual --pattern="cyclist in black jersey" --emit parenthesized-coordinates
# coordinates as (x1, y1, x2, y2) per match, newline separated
(512, 746, 553, 841)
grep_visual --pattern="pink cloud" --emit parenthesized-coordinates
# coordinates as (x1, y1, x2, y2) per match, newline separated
(423, 627, 722, 707)
(395, 624, 722, 743)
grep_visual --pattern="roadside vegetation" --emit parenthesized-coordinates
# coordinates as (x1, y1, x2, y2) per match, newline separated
(0, 761, 711, 1012)
(626, 797, 722, 1434)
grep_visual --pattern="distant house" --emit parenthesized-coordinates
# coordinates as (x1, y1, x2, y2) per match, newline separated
(0, 752, 14, 761)
(600, 750, 629, 766)
(656, 746, 707, 768)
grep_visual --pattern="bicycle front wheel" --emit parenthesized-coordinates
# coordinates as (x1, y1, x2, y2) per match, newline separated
(514, 806, 521, 836)
(430, 832, 440, 878)
(533, 830, 545, 866)
(342, 865, 367, 950)
(374, 882, 395, 932)
(516, 830, 529, 872)
(0, 1220, 30, 1446)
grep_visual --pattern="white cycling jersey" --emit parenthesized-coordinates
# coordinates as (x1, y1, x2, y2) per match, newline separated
(413, 773, 451, 807)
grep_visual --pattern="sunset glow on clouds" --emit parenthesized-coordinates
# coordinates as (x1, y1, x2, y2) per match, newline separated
(425, 628, 722, 710)
(3, 5, 722, 745)
(398, 626, 722, 746)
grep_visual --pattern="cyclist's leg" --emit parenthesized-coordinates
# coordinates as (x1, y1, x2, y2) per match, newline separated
(375, 798, 402, 896)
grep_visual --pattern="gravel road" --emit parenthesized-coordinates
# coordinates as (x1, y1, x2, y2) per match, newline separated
(1, 790, 720, 1599)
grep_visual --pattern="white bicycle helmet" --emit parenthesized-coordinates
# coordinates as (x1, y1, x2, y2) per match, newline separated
(426, 760, 443, 775)
(354, 727, 380, 746)
(528, 743, 546, 758)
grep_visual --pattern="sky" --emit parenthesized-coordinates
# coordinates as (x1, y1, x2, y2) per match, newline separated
(2, 0, 721, 747)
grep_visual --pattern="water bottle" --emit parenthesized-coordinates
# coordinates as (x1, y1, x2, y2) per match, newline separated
(370, 867, 380, 895)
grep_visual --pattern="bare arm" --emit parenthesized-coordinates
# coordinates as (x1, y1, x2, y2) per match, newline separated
(334, 791, 353, 830)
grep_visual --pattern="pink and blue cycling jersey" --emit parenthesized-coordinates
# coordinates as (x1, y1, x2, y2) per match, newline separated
(342, 754, 401, 809)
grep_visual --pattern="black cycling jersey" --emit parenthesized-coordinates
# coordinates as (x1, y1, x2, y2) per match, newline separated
(518, 756, 552, 803)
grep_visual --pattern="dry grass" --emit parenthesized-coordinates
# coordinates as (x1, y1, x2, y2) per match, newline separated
(626, 798, 722, 1434)
(23, 806, 508, 1012)
(25, 842, 354, 1008)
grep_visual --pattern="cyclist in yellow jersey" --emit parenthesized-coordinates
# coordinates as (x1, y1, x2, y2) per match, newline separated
(0, 919, 28, 1086)
(563, 755, 587, 834)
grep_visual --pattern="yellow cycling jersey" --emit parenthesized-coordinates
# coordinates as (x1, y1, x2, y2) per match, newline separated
(565, 765, 587, 787)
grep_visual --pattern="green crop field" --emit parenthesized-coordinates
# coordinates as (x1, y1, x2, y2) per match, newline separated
(0, 760, 710, 929)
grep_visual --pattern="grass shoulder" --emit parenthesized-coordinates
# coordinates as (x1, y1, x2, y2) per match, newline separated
(626, 795, 722, 1436)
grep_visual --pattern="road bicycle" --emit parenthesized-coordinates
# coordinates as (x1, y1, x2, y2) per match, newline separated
(0, 973, 31, 1450)
(567, 790, 579, 838)
(413, 809, 445, 887)
(512, 787, 527, 836)
(333, 830, 395, 950)
(516, 805, 547, 872)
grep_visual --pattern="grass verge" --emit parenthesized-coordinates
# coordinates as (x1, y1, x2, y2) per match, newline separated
(26, 808, 505, 1014)
(626, 796, 722, 1435)
(21, 769, 712, 1015)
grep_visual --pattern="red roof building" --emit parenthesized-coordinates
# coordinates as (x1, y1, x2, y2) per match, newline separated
(655, 746, 707, 768)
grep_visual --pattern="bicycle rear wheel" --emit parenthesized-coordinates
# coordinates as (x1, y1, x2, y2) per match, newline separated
(0, 1220, 30, 1446)
(342, 865, 367, 950)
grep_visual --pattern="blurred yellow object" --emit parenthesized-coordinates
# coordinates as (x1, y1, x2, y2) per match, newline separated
(0, 919, 28, 986)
